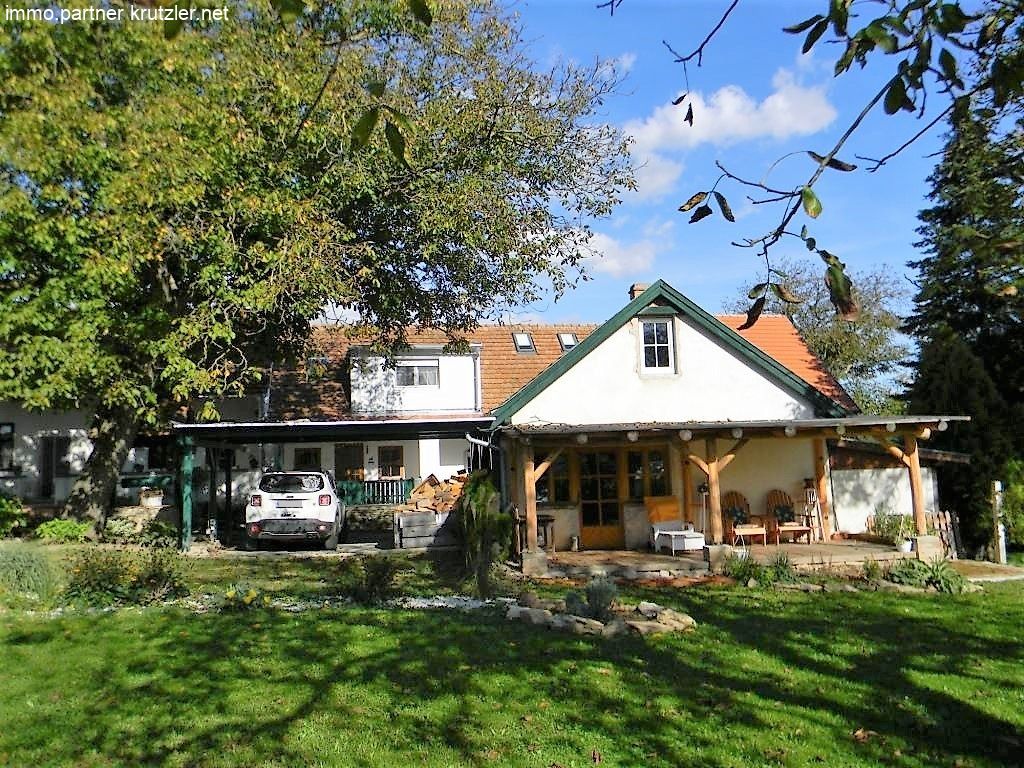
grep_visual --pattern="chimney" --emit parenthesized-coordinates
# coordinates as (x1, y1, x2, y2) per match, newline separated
(629, 283, 649, 300)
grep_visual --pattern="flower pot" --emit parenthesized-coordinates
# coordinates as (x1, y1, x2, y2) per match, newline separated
(898, 539, 913, 553)
(140, 493, 164, 509)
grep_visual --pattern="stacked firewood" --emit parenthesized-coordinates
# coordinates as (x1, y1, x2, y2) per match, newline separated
(395, 472, 468, 514)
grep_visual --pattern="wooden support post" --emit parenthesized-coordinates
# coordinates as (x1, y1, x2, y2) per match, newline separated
(682, 458, 694, 525)
(904, 434, 927, 535)
(706, 438, 723, 544)
(522, 442, 538, 551)
(533, 447, 564, 482)
(207, 447, 219, 540)
(812, 438, 833, 539)
(179, 437, 194, 552)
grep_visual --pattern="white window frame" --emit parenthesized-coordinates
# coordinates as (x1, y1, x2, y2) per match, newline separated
(640, 319, 675, 374)
(557, 332, 578, 352)
(395, 359, 440, 387)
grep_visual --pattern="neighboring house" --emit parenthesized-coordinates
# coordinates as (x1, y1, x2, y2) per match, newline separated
(2, 279, 964, 555)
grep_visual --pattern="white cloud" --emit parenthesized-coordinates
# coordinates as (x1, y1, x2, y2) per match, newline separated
(584, 231, 658, 277)
(624, 69, 837, 199)
(617, 52, 637, 73)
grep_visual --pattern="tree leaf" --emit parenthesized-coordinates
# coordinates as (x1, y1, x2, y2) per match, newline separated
(783, 14, 825, 34)
(770, 283, 803, 303)
(884, 77, 908, 115)
(938, 48, 959, 85)
(678, 191, 707, 212)
(672, 93, 687, 106)
(805, 237, 817, 250)
(684, 103, 694, 126)
(385, 120, 409, 166)
(365, 79, 386, 97)
(800, 224, 808, 239)
(748, 282, 768, 300)
(802, 18, 829, 54)
(807, 151, 857, 172)
(824, 264, 860, 321)
(163, 19, 184, 39)
(689, 204, 713, 223)
(713, 191, 735, 222)
(801, 186, 822, 218)
(738, 296, 766, 330)
(407, 0, 433, 26)
(272, 0, 305, 23)
(350, 107, 380, 152)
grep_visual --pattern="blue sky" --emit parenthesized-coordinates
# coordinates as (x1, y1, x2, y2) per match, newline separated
(504, 0, 947, 322)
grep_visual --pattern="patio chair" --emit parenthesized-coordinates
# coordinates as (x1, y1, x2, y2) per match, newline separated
(766, 489, 812, 544)
(722, 491, 767, 547)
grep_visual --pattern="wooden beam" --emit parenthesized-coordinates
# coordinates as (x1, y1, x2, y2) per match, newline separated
(682, 458, 694, 525)
(533, 447, 564, 482)
(904, 434, 928, 535)
(522, 442, 538, 551)
(706, 438, 724, 545)
(684, 442, 710, 476)
(812, 438, 833, 540)
(718, 438, 749, 472)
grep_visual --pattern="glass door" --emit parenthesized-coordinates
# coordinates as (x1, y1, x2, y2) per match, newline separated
(579, 450, 624, 549)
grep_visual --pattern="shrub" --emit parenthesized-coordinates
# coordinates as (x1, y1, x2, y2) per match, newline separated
(765, 551, 796, 584)
(35, 518, 90, 544)
(871, 508, 912, 545)
(924, 558, 968, 594)
(0, 542, 59, 607)
(722, 552, 765, 585)
(862, 557, 882, 581)
(452, 472, 512, 597)
(1001, 458, 1024, 548)
(338, 556, 404, 605)
(564, 576, 619, 621)
(64, 547, 189, 606)
(221, 582, 272, 611)
(886, 558, 930, 588)
(102, 518, 138, 544)
(139, 519, 178, 548)
(0, 494, 28, 538)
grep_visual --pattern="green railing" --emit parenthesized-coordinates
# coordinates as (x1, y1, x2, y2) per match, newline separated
(337, 478, 414, 506)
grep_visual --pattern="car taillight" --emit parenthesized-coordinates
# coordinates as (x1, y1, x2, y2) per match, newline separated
(248, 523, 262, 536)
(318, 494, 332, 506)
(250, 494, 262, 507)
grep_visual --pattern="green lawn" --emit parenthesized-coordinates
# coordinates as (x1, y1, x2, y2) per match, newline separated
(1, 553, 1022, 767)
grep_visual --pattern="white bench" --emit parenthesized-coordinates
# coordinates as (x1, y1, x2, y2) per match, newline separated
(651, 521, 706, 555)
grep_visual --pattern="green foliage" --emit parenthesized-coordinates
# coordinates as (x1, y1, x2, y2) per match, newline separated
(871, 508, 912, 545)
(102, 519, 137, 545)
(730, 257, 910, 413)
(337, 556, 404, 605)
(452, 472, 512, 597)
(765, 551, 796, 584)
(886, 557, 967, 594)
(220, 583, 272, 612)
(564, 576, 619, 621)
(0, 542, 59, 607)
(0, 494, 27, 538)
(721, 553, 765, 585)
(862, 557, 882, 582)
(139, 520, 179, 548)
(35, 519, 90, 544)
(64, 548, 189, 607)
(1001, 458, 1024, 548)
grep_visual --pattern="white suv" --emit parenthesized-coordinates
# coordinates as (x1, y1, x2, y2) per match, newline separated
(244, 471, 345, 550)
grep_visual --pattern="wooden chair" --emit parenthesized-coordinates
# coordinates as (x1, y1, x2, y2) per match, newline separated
(722, 491, 767, 547)
(766, 489, 812, 544)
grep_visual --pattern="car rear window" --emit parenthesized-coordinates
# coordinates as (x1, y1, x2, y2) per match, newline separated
(258, 474, 324, 493)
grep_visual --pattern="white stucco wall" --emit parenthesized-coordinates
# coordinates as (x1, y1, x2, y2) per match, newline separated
(276, 437, 469, 483)
(350, 347, 481, 414)
(831, 467, 939, 534)
(0, 404, 92, 501)
(509, 315, 815, 425)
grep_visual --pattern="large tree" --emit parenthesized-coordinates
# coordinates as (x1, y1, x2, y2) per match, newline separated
(729, 258, 911, 414)
(0, 0, 633, 529)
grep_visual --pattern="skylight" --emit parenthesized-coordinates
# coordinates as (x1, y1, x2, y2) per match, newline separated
(557, 332, 578, 352)
(512, 332, 535, 353)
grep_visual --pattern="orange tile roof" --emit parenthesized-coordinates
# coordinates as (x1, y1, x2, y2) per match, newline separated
(267, 315, 854, 420)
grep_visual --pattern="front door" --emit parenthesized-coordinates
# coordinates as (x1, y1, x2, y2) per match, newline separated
(579, 450, 624, 549)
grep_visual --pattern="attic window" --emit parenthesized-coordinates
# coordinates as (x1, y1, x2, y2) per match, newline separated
(557, 332, 578, 352)
(641, 320, 673, 372)
(396, 359, 439, 387)
(512, 332, 535, 353)
(305, 356, 330, 382)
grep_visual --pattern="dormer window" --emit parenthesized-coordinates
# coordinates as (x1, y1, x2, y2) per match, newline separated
(557, 332, 578, 352)
(396, 359, 439, 387)
(641, 320, 673, 371)
(512, 332, 535, 353)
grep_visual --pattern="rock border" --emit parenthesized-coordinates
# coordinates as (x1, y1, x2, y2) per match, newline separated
(505, 598, 696, 638)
